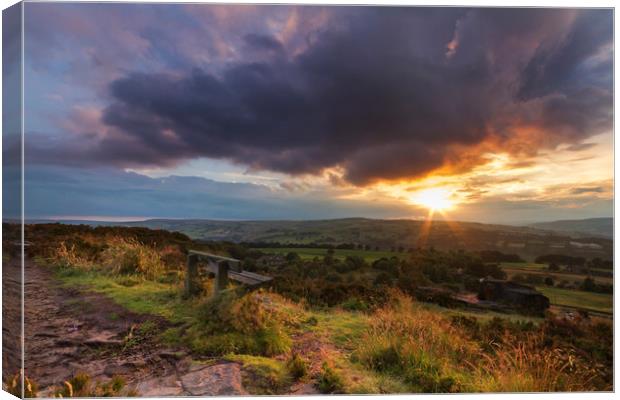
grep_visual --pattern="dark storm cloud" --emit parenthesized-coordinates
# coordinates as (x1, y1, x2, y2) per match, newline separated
(243, 33, 285, 54)
(30, 7, 613, 185)
(517, 10, 613, 100)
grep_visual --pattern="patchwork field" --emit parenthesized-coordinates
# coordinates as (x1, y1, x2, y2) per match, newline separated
(500, 262, 613, 285)
(254, 247, 404, 262)
(536, 286, 613, 315)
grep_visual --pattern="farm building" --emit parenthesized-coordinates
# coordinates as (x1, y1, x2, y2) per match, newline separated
(478, 278, 550, 314)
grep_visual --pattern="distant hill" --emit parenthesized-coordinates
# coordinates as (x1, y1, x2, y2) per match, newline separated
(31, 217, 612, 262)
(529, 218, 613, 239)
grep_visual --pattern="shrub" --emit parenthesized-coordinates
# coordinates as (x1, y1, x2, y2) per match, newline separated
(229, 355, 292, 395)
(341, 297, 370, 312)
(580, 277, 596, 292)
(100, 237, 164, 280)
(525, 274, 544, 285)
(5, 372, 38, 398)
(194, 290, 294, 356)
(317, 362, 346, 394)
(54, 372, 126, 397)
(374, 272, 392, 286)
(59, 372, 91, 397)
(257, 325, 292, 356)
(54, 241, 92, 270)
(287, 353, 309, 380)
(285, 252, 301, 262)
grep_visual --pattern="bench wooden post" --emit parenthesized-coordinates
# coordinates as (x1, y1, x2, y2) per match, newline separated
(184, 253, 200, 297)
(185, 250, 272, 298)
(214, 262, 229, 294)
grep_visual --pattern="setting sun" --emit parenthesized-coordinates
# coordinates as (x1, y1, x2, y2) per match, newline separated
(410, 188, 455, 211)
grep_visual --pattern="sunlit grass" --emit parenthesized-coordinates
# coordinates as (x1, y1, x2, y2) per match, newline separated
(536, 286, 612, 314)
(56, 268, 189, 320)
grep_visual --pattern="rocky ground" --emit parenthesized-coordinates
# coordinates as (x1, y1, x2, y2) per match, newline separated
(14, 260, 249, 397)
(2, 256, 22, 387)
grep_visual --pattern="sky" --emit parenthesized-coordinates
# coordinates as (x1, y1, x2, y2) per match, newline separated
(3, 4, 614, 224)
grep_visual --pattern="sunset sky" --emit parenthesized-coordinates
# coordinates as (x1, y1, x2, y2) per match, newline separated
(5, 4, 613, 224)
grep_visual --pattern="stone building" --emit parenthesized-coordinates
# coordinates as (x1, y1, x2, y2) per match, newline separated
(478, 278, 550, 314)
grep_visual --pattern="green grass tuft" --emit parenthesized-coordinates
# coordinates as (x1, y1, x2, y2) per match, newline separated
(227, 355, 292, 395)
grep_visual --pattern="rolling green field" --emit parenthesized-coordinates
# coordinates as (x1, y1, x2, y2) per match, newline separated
(500, 262, 548, 271)
(254, 247, 405, 262)
(82, 217, 612, 261)
(536, 286, 613, 314)
(500, 262, 613, 285)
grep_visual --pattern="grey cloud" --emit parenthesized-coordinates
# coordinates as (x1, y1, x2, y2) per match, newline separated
(570, 186, 605, 195)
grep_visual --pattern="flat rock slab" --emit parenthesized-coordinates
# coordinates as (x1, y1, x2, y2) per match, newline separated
(289, 382, 320, 395)
(136, 375, 184, 397)
(84, 331, 123, 347)
(104, 363, 135, 377)
(180, 362, 248, 396)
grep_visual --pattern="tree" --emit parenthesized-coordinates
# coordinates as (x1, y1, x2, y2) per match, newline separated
(544, 276, 554, 286)
(374, 272, 392, 286)
(323, 248, 335, 265)
(286, 252, 301, 263)
(580, 277, 596, 292)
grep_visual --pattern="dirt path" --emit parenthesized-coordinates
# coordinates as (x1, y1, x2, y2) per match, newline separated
(20, 260, 247, 397)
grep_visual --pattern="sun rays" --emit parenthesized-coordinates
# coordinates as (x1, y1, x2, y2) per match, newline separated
(409, 188, 455, 212)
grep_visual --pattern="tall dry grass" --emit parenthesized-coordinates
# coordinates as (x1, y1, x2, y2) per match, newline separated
(470, 333, 605, 392)
(352, 290, 478, 392)
(54, 241, 93, 270)
(99, 237, 165, 280)
(53, 236, 167, 280)
(353, 290, 607, 393)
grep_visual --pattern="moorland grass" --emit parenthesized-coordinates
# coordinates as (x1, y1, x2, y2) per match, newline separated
(56, 264, 295, 357)
(351, 291, 608, 392)
(44, 232, 611, 394)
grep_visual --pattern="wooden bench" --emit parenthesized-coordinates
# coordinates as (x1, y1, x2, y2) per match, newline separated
(184, 250, 272, 297)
